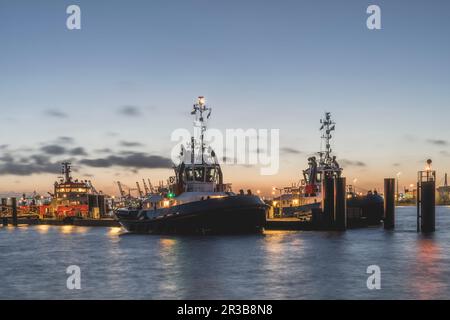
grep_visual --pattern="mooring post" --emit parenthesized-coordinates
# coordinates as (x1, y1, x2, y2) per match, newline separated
(417, 160, 436, 233)
(1, 198, 7, 227)
(334, 177, 347, 231)
(384, 178, 395, 229)
(420, 180, 436, 233)
(322, 176, 335, 226)
(11, 197, 18, 227)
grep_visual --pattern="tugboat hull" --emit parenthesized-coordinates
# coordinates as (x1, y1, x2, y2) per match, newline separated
(116, 195, 268, 234)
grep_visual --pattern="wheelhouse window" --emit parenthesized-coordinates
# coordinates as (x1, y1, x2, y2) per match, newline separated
(206, 167, 216, 182)
(194, 167, 205, 182)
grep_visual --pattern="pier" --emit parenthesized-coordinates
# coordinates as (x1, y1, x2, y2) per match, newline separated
(0, 197, 119, 228)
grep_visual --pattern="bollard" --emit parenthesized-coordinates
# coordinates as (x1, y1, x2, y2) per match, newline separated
(1, 198, 7, 226)
(384, 178, 395, 229)
(420, 181, 435, 232)
(11, 197, 18, 227)
(334, 177, 347, 231)
(322, 176, 335, 225)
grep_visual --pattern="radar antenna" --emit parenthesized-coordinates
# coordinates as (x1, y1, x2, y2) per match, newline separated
(61, 162, 72, 183)
(190, 96, 212, 164)
(319, 112, 336, 167)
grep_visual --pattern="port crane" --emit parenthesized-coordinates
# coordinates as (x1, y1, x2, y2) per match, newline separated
(142, 179, 150, 195)
(136, 182, 144, 198)
(86, 180, 99, 194)
(116, 181, 139, 198)
(116, 181, 126, 198)
(148, 179, 154, 193)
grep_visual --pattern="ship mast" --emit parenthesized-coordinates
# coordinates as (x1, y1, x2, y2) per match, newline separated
(190, 96, 212, 165)
(319, 112, 335, 167)
(61, 162, 72, 183)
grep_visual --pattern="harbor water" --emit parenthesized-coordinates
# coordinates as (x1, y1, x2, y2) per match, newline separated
(1, 206, 450, 299)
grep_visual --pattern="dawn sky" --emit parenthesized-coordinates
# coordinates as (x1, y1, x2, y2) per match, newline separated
(1, 0, 450, 196)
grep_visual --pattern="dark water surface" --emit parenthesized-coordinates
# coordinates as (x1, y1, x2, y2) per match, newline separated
(1, 206, 450, 299)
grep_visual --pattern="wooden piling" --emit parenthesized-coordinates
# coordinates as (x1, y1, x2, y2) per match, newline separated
(322, 176, 335, 226)
(334, 177, 347, 231)
(384, 178, 395, 229)
(11, 197, 18, 227)
(420, 181, 435, 232)
(1, 198, 7, 226)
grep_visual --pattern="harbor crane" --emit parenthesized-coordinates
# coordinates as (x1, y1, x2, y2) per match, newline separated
(116, 181, 126, 198)
(116, 181, 139, 198)
(142, 179, 150, 195)
(87, 180, 98, 194)
(148, 179, 154, 193)
(136, 182, 144, 198)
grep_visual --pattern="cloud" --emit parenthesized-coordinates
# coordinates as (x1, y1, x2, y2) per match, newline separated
(119, 141, 144, 147)
(0, 156, 61, 176)
(95, 148, 113, 153)
(427, 139, 448, 146)
(79, 152, 172, 169)
(340, 159, 366, 167)
(393, 163, 401, 167)
(45, 109, 68, 118)
(0, 153, 14, 162)
(69, 147, 88, 156)
(56, 136, 74, 144)
(41, 145, 67, 155)
(118, 105, 141, 117)
(281, 147, 302, 155)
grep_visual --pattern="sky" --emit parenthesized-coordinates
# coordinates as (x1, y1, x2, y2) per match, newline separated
(1, 0, 450, 196)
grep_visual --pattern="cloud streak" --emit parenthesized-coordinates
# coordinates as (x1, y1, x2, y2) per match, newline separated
(119, 141, 144, 147)
(280, 147, 302, 155)
(44, 109, 68, 118)
(0, 156, 61, 176)
(340, 159, 366, 167)
(427, 139, 448, 146)
(118, 105, 141, 117)
(79, 152, 172, 169)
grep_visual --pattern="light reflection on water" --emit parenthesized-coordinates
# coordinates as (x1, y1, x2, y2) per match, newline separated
(1, 206, 450, 299)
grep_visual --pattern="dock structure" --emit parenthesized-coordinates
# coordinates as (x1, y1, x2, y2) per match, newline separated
(1, 197, 19, 227)
(334, 177, 347, 231)
(1, 198, 7, 226)
(417, 160, 436, 233)
(0, 196, 119, 228)
(384, 178, 395, 229)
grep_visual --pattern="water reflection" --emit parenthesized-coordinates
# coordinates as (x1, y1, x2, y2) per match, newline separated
(36, 225, 50, 234)
(1, 207, 450, 299)
(108, 227, 122, 237)
(156, 236, 180, 297)
(413, 236, 443, 299)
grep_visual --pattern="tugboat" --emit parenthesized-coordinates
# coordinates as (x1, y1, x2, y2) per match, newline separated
(271, 112, 342, 217)
(115, 96, 268, 234)
(300, 112, 343, 204)
(271, 112, 383, 226)
(14, 162, 109, 220)
(43, 162, 107, 220)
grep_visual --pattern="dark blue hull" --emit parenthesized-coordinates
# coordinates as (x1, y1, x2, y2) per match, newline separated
(115, 195, 268, 234)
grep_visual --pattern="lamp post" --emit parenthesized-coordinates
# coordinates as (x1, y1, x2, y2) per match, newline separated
(272, 187, 283, 217)
(396, 172, 402, 203)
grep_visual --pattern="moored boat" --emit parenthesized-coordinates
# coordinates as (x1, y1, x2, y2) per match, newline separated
(116, 96, 268, 234)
